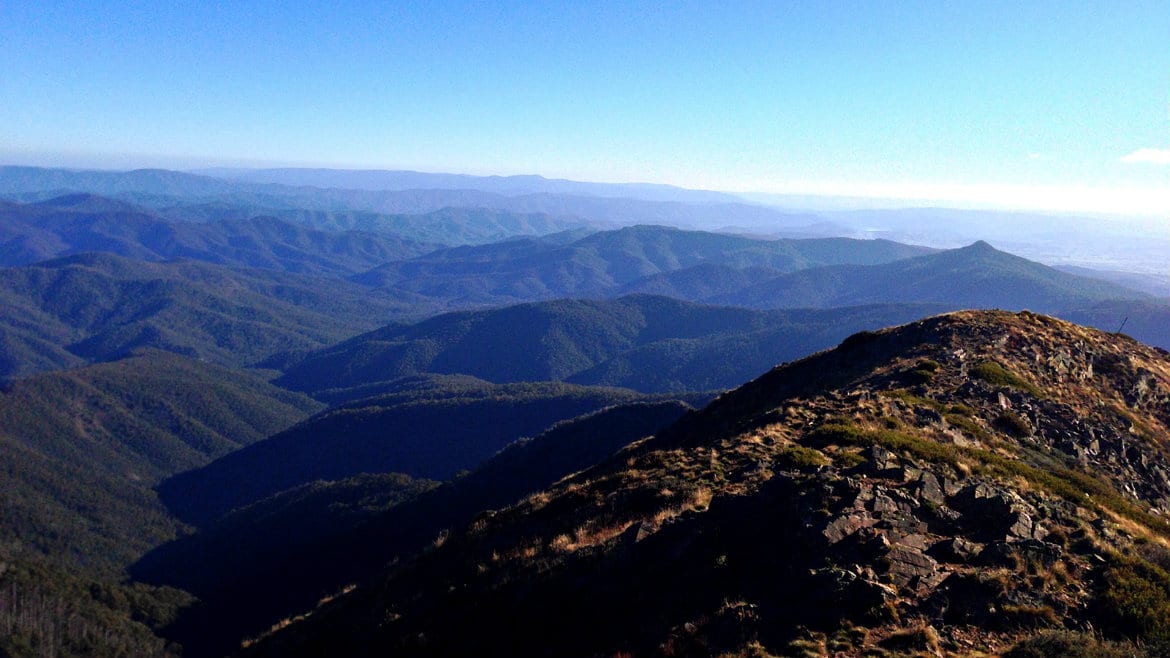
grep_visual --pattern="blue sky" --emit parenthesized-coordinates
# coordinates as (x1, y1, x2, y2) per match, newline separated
(2, 1, 1167, 213)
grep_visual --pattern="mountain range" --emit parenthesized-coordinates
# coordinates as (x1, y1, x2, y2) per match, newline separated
(3, 164, 1168, 658)
(352, 225, 933, 305)
(0, 166, 827, 233)
(193, 166, 746, 204)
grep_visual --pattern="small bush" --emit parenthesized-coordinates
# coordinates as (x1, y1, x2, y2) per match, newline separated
(970, 360, 1042, 396)
(995, 411, 1032, 437)
(944, 412, 989, 441)
(946, 403, 975, 416)
(1004, 630, 1137, 658)
(915, 359, 941, 372)
(880, 389, 944, 412)
(903, 359, 941, 385)
(776, 445, 830, 470)
(1095, 556, 1170, 643)
(834, 451, 867, 468)
(877, 625, 941, 655)
(998, 604, 1059, 629)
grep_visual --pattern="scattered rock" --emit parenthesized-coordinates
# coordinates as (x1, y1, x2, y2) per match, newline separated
(823, 514, 877, 544)
(882, 544, 940, 590)
(928, 537, 983, 563)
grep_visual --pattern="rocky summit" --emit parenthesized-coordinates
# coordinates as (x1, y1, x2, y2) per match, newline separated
(245, 310, 1170, 658)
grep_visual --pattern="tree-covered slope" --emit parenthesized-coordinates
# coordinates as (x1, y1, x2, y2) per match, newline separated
(275, 296, 954, 394)
(157, 378, 691, 525)
(0, 252, 425, 379)
(0, 351, 321, 574)
(0, 553, 190, 658)
(0, 195, 440, 272)
(135, 401, 691, 658)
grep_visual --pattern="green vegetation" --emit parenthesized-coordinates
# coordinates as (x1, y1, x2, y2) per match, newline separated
(880, 388, 946, 412)
(776, 445, 831, 469)
(0, 351, 320, 575)
(944, 411, 991, 441)
(1, 350, 321, 480)
(970, 360, 1043, 396)
(0, 350, 288, 657)
(0, 556, 189, 658)
(0, 197, 438, 272)
(834, 450, 868, 468)
(137, 401, 693, 657)
(346, 222, 936, 314)
(277, 296, 948, 395)
(1095, 555, 1170, 646)
(158, 378, 687, 524)
(808, 421, 963, 466)
(1004, 631, 1141, 658)
(707, 238, 1147, 312)
(995, 410, 1033, 437)
(946, 402, 976, 416)
(0, 252, 426, 380)
(904, 358, 941, 384)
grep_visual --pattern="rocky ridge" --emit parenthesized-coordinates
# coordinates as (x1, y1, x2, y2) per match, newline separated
(245, 310, 1170, 657)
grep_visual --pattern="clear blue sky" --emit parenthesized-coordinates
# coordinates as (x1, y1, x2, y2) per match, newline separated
(2, 1, 1167, 213)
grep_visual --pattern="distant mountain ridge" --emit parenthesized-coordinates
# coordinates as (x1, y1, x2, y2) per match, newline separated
(708, 240, 1149, 311)
(276, 247, 1167, 398)
(193, 167, 745, 204)
(0, 165, 835, 232)
(353, 224, 934, 305)
(0, 195, 440, 271)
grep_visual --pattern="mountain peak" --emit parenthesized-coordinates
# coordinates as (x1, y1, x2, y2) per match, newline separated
(246, 310, 1170, 657)
(960, 239, 997, 253)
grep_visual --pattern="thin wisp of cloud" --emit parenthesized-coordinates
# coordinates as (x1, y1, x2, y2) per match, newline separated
(1121, 148, 1170, 164)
